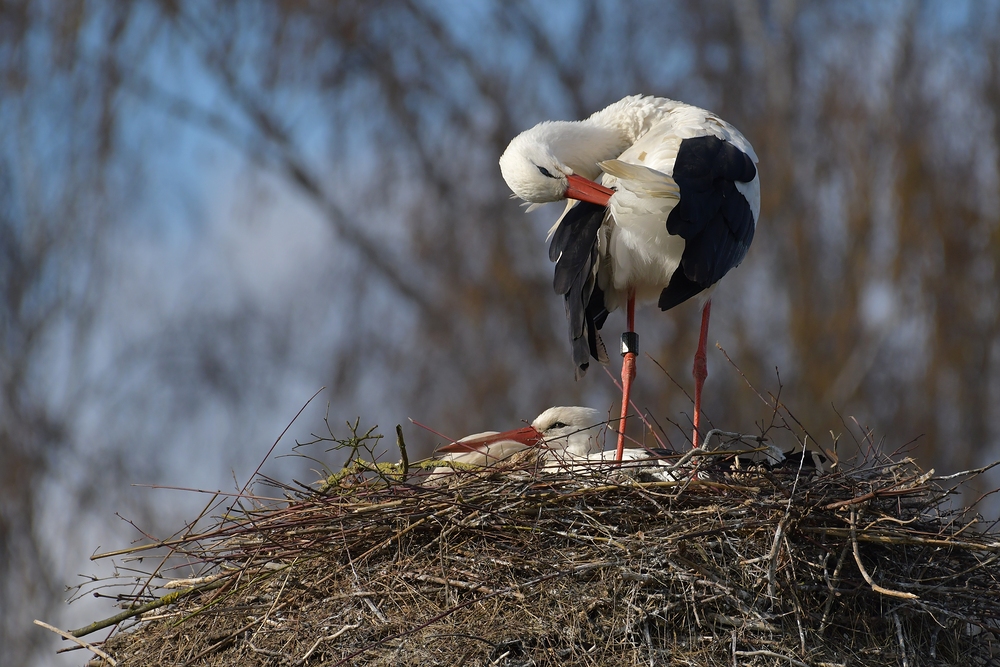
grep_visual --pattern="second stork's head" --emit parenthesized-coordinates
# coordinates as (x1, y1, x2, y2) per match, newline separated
(434, 406, 606, 467)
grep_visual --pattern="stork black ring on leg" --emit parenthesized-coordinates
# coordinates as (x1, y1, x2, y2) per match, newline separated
(621, 332, 639, 356)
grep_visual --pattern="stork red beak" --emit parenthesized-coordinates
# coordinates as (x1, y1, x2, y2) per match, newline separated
(565, 174, 614, 207)
(435, 426, 545, 454)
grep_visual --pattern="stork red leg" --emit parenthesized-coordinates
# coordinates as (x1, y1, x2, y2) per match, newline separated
(692, 299, 712, 448)
(616, 290, 637, 460)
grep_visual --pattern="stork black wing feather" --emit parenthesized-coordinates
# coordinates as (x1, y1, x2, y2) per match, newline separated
(583, 255, 609, 368)
(549, 201, 609, 377)
(659, 135, 757, 311)
(550, 202, 606, 295)
(658, 272, 705, 312)
(565, 267, 607, 378)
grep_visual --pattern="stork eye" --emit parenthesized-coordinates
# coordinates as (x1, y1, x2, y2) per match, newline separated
(537, 166, 557, 178)
(548, 421, 568, 429)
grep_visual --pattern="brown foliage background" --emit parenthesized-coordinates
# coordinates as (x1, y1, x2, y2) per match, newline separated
(2, 1, 999, 664)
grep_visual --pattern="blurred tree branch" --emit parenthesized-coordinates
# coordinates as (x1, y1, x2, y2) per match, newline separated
(4, 3, 1000, 663)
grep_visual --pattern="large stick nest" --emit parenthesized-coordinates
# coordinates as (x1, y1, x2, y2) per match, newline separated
(66, 424, 1000, 667)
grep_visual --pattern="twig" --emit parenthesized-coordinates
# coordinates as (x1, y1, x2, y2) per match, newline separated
(293, 625, 359, 666)
(700, 429, 762, 450)
(69, 577, 229, 637)
(733, 649, 810, 667)
(33, 620, 118, 666)
(766, 515, 785, 600)
(717, 345, 772, 408)
(819, 542, 851, 634)
(403, 572, 499, 596)
(91, 511, 266, 560)
(354, 516, 430, 563)
(767, 439, 807, 598)
(162, 572, 227, 589)
(396, 424, 409, 478)
(409, 417, 457, 444)
(933, 460, 1000, 480)
(249, 560, 295, 645)
(894, 612, 909, 667)
(237, 387, 324, 501)
(802, 527, 1000, 551)
(823, 471, 932, 510)
(850, 508, 918, 599)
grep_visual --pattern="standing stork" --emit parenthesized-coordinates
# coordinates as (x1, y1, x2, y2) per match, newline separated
(499, 95, 759, 455)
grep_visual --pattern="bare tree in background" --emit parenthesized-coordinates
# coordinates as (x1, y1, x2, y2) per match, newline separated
(3, 1, 1000, 663)
(0, 4, 130, 661)
(696, 1, 1000, 482)
(133, 0, 1000, 459)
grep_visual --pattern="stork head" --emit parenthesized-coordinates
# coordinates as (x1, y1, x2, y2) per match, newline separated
(499, 126, 574, 204)
(500, 122, 617, 207)
(531, 406, 606, 459)
(433, 406, 606, 467)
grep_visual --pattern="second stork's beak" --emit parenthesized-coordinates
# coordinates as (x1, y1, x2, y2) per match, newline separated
(435, 425, 545, 454)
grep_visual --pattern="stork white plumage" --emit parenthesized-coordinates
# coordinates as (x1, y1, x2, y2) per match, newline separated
(499, 95, 760, 455)
(431, 406, 605, 472)
(430, 406, 685, 481)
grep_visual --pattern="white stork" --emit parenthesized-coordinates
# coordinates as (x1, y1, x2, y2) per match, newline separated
(431, 406, 605, 473)
(429, 405, 684, 481)
(499, 95, 760, 456)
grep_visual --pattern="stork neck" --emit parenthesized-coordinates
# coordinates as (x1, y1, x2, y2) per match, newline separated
(547, 96, 677, 180)
(587, 94, 679, 143)
(539, 121, 630, 181)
